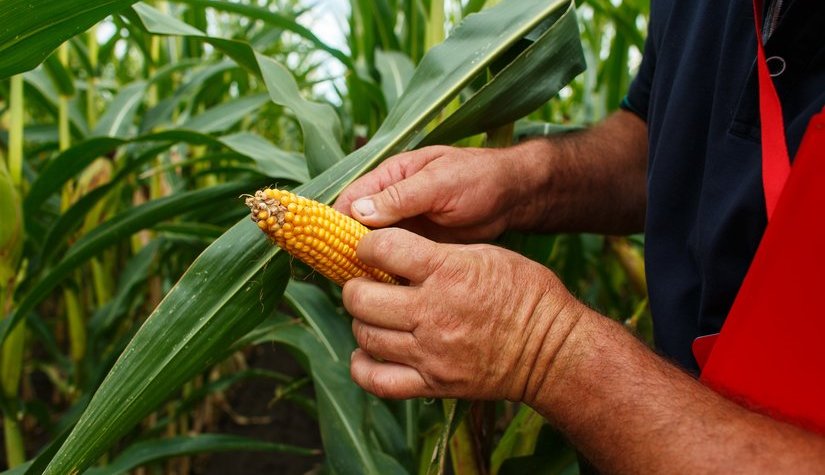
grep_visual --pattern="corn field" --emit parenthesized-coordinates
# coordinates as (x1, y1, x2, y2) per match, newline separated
(0, 0, 649, 473)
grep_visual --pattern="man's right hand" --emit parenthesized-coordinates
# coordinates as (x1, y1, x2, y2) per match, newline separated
(336, 110, 649, 239)
(333, 145, 535, 242)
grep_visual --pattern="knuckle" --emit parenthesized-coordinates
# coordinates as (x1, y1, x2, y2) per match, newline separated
(356, 325, 374, 351)
(352, 320, 372, 353)
(342, 282, 364, 314)
(367, 370, 390, 399)
(426, 145, 452, 156)
(368, 230, 395, 262)
(383, 183, 405, 211)
(351, 319, 362, 341)
(426, 253, 464, 290)
(385, 156, 409, 179)
(425, 364, 453, 389)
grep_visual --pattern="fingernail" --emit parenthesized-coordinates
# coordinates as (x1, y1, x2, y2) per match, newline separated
(353, 198, 375, 217)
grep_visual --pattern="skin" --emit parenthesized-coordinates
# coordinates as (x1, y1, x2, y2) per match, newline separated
(333, 110, 825, 473)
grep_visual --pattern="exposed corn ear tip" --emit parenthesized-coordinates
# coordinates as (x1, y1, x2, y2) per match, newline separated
(245, 188, 398, 286)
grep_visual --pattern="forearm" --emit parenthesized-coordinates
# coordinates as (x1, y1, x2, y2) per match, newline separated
(506, 110, 648, 235)
(527, 308, 825, 473)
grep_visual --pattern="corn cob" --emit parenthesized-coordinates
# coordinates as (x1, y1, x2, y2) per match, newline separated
(245, 188, 398, 286)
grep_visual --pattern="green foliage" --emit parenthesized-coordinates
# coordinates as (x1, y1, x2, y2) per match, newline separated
(0, 0, 648, 473)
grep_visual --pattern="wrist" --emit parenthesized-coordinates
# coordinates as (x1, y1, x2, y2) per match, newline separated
(519, 283, 588, 409)
(499, 138, 564, 231)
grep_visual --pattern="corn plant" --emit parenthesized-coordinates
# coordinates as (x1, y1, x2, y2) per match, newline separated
(0, 0, 648, 473)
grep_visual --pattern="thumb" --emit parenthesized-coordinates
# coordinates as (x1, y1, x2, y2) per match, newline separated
(351, 174, 437, 227)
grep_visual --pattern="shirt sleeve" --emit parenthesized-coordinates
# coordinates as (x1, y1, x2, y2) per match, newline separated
(621, 27, 656, 122)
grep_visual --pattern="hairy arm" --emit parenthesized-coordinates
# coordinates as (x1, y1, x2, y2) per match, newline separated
(512, 109, 648, 234)
(526, 306, 825, 474)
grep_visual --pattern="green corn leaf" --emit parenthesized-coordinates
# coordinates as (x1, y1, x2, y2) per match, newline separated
(0, 0, 140, 80)
(421, 1, 584, 146)
(375, 50, 416, 110)
(463, 0, 489, 17)
(22, 68, 88, 137)
(314, 361, 410, 474)
(171, 0, 353, 69)
(219, 132, 310, 184)
(298, 0, 580, 205)
(1, 180, 270, 352)
(284, 281, 355, 362)
(490, 405, 546, 475)
(240, 306, 408, 475)
(238, 315, 394, 473)
(42, 222, 291, 474)
(25, 130, 307, 241)
(24, 137, 124, 215)
(285, 281, 417, 473)
(425, 399, 472, 475)
(284, 282, 408, 475)
(130, 1, 346, 176)
(140, 60, 238, 132)
(87, 240, 161, 341)
(497, 425, 578, 475)
(253, 52, 346, 177)
(42, 53, 75, 96)
(179, 93, 269, 134)
(91, 81, 148, 138)
(85, 434, 319, 475)
(367, 395, 416, 472)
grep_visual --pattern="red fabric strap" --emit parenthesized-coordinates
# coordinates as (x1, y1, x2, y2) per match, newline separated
(752, 0, 792, 218)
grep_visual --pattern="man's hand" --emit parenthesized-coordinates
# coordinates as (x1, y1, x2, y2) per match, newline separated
(342, 227, 582, 401)
(333, 146, 539, 242)
(335, 111, 650, 239)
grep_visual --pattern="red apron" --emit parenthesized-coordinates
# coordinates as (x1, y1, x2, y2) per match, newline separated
(692, 0, 825, 433)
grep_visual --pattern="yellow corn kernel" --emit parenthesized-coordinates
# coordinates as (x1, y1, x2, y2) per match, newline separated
(245, 188, 398, 286)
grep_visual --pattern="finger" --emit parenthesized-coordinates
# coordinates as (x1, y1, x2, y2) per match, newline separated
(350, 349, 432, 399)
(351, 320, 420, 364)
(350, 171, 445, 227)
(357, 228, 445, 283)
(333, 147, 445, 216)
(333, 171, 387, 216)
(342, 278, 419, 331)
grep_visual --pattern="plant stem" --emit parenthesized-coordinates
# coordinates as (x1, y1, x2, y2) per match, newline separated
(485, 122, 514, 148)
(3, 416, 25, 468)
(426, 0, 445, 51)
(55, 42, 87, 385)
(490, 405, 544, 475)
(8, 76, 23, 186)
(87, 27, 98, 129)
(64, 288, 86, 367)
(90, 258, 112, 308)
(58, 42, 71, 154)
(449, 415, 483, 475)
(1, 284, 26, 467)
(2, 75, 26, 468)
(405, 399, 419, 457)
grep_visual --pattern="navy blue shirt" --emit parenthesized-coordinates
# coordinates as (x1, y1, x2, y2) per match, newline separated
(623, 0, 825, 371)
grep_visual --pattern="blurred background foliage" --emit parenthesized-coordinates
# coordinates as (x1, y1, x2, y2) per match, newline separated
(0, 0, 649, 473)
